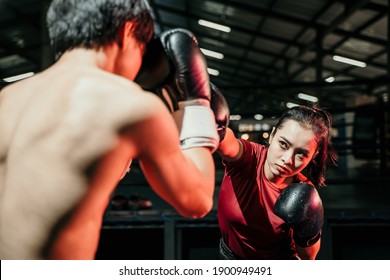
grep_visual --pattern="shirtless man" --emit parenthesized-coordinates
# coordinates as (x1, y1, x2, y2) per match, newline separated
(0, 0, 218, 259)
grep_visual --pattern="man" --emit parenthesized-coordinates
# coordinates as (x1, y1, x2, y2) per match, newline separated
(0, 0, 218, 259)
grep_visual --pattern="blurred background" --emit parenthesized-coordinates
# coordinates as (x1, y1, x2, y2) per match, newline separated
(0, 0, 389, 259)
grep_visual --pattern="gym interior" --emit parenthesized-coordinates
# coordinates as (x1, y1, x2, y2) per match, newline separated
(0, 0, 389, 260)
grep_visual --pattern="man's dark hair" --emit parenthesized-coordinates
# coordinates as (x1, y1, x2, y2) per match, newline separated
(46, 0, 154, 60)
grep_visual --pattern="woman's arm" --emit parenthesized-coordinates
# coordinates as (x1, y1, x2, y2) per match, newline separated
(296, 238, 321, 260)
(216, 127, 243, 162)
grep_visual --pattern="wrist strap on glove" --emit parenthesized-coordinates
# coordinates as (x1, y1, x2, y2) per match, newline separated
(179, 105, 219, 153)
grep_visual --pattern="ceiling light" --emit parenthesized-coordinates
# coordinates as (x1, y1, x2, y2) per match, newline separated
(332, 55, 366, 68)
(200, 48, 224, 59)
(382, 93, 388, 103)
(254, 123, 261, 131)
(198, 19, 231, 33)
(262, 123, 271, 131)
(286, 102, 300, 108)
(230, 115, 242, 121)
(325, 76, 335, 83)
(297, 92, 318, 103)
(207, 68, 219, 76)
(240, 133, 250, 140)
(3, 72, 35, 83)
(254, 114, 263, 120)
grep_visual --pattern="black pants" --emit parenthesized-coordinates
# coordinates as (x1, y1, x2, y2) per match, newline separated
(219, 238, 301, 260)
(219, 238, 239, 260)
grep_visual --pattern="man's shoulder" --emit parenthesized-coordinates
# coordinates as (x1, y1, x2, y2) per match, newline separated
(75, 72, 168, 122)
(77, 71, 141, 95)
(70, 72, 148, 105)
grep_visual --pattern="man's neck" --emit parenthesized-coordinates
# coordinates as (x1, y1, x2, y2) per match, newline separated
(58, 48, 108, 70)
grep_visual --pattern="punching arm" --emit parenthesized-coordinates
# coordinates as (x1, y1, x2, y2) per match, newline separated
(136, 28, 219, 152)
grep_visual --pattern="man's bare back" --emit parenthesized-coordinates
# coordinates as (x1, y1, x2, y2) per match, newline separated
(0, 0, 219, 260)
(0, 53, 157, 259)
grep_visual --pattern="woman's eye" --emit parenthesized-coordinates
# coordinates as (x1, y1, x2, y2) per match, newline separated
(279, 141, 287, 149)
(296, 151, 308, 159)
(296, 153, 304, 159)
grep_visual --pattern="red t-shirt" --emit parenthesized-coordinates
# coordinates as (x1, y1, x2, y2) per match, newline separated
(218, 139, 309, 259)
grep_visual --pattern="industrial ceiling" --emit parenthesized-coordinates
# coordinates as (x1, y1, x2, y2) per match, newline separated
(0, 0, 389, 117)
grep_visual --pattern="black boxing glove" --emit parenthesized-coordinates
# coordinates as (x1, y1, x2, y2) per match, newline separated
(135, 28, 211, 111)
(135, 28, 219, 152)
(273, 182, 324, 247)
(210, 83, 230, 141)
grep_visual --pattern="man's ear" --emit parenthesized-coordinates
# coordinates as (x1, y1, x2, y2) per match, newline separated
(118, 21, 135, 49)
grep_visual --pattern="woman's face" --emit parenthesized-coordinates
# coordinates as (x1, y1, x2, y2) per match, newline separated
(265, 119, 318, 182)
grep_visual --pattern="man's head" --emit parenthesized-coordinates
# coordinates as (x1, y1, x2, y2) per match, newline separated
(46, 0, 154, 60)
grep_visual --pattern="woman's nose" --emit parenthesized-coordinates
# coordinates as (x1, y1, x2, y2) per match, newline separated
(281, 151, 293, 165)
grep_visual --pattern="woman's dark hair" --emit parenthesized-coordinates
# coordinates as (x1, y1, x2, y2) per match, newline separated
(271, 105, 338, 187)
(46, 0, 155, 60)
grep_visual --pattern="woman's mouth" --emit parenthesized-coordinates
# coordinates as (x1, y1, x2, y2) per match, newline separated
(275, 164, 289, 173)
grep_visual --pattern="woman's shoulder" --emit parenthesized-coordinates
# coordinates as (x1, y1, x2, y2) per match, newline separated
(233, 139, 268, 166)
(239, 138, 267, 151)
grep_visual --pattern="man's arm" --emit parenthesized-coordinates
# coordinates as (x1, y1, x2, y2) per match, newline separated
(130, 29, 224, 217)
(125, 93, 215, 218)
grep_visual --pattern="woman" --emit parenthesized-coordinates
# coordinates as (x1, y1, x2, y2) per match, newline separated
(217, 104, 338, 260)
